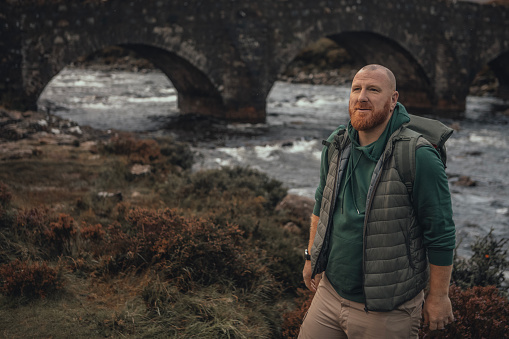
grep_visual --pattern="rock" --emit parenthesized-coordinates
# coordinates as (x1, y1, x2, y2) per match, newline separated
(97, 191, 123, 201)
(450, 122, 461, 131)
(79, 141, 98, 152)
(276, 194, 314, 221)
(1, 124, 27, 140)
(32, 148, 43, 156)
(29, 132, 59, 145)
(0, 117, 10, 126)
(55, 134, 78, 145)
(453, 175, 477, 187)
(0, 142, 34, 160)
(465, 151, 483, 156)
(4, 110, 23, 122)
(283, 221, 302, 235)
(131, 164, 151, 175)
(68, 126, 82, 135)
(29, 119, 48, 132)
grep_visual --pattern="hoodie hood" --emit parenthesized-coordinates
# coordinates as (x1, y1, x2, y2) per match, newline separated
(347, 102, 410, 162)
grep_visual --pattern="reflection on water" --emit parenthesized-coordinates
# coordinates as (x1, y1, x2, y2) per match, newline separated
(38, 67, 509, 258)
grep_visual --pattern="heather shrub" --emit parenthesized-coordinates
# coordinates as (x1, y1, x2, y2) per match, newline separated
(44, 213, 78, 257)
(12, 207, 54, 257)
(15, 207, 52, 236)
(95, 159, 134, 188)
(102, 135, 160, 164)
(178, 166, 287, 210)
(0, 259, 64, 299)
(281, 288, 315, 338)
(78, 222, 106, 258)
(13, 210, 79, 258)
(453, 230, 508, 291)
(79, 222, 105, 242)
(0, 208, 49, 263)
(159, 139, 194, 170)
(171, 167, 304, 290)
(420, 285, 509, 338)
(100, 207, 269, 290)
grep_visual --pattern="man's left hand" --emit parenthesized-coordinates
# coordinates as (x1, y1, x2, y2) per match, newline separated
(422, 293, 454, 330)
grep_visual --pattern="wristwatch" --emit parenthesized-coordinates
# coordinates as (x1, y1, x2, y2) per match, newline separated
(304, 248, 311, 261)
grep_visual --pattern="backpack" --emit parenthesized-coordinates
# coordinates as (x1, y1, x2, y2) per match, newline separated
(323, 114, 454, 196)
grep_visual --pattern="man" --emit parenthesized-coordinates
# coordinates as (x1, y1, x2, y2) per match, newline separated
(299, 64, 456, 338)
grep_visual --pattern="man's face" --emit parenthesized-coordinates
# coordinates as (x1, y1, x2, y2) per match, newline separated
(348, 69, 398, 132)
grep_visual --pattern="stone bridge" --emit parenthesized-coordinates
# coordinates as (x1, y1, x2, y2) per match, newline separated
(1, 0, 508, 122)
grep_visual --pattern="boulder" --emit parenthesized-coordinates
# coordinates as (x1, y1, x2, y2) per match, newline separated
(131, 164, 151, 176)
(276, 194, 314, 221)
(453, 175, 477, 187)
(0, 124, 27, 140)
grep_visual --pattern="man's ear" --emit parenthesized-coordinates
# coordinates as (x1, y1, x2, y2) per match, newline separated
(391, 91, 399, 110)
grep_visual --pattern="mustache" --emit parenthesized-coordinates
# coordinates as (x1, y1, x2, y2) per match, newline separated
(354, 104, 373, 110)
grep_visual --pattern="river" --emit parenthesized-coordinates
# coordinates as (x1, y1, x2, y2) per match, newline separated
(38, 67, 509, 259)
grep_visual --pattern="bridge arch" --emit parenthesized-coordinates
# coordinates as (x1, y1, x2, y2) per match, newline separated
(120, 44, 224, 118)
(329, 31, 433, 111)
(30, 37, 225, 120)
(488, 51, 509, 100)
(275, 31, 435, 112)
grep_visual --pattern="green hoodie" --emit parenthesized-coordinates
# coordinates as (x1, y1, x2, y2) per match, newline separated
(313, 103, 455, 303)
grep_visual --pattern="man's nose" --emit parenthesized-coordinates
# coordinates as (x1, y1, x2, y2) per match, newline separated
(358, 88, 368, 102)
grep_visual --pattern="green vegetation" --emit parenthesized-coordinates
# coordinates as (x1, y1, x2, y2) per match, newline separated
(1, 130, 508, 338)
(0, 133, 309, 338)
(452, 230, 508, 292)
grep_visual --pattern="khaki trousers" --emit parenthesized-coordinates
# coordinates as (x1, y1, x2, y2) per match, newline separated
(298, 274, 424, 339)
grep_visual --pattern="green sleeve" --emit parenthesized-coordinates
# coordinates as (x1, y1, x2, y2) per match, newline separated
(413, 145, 456, 266)
(313, 127, 343, 216)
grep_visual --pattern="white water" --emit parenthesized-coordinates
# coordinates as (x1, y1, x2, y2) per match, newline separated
(39, 68, 509, 259)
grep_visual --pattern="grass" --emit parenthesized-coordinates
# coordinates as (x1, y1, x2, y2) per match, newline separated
(0, 132, 309, 338)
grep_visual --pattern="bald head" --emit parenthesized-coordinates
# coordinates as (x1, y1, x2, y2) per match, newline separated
(356, 64, 397, 91)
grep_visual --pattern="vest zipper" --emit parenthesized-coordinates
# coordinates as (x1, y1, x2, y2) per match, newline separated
(362, 150, 389, 313)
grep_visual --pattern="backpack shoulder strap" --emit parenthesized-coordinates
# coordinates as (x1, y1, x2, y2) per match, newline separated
(395, 114, 453, 197)
(394, 127, 420, 197)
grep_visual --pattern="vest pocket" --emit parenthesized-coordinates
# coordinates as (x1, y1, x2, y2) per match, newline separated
(401, 227, 416, 270)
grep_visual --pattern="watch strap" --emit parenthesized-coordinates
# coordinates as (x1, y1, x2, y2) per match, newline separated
(304, 248, 311, 261)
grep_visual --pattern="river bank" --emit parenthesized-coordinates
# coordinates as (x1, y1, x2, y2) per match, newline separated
(0, 102, 317, 338)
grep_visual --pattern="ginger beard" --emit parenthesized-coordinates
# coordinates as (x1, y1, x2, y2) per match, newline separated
(349, 99, 392, 131)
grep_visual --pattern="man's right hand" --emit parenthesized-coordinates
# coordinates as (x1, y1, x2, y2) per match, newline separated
(303, 260, 322, 292)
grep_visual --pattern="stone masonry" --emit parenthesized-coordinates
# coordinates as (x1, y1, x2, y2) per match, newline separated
(1, 0, 508, 122)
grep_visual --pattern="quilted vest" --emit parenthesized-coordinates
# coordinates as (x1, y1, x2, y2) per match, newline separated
(310, 126, 430, 312)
